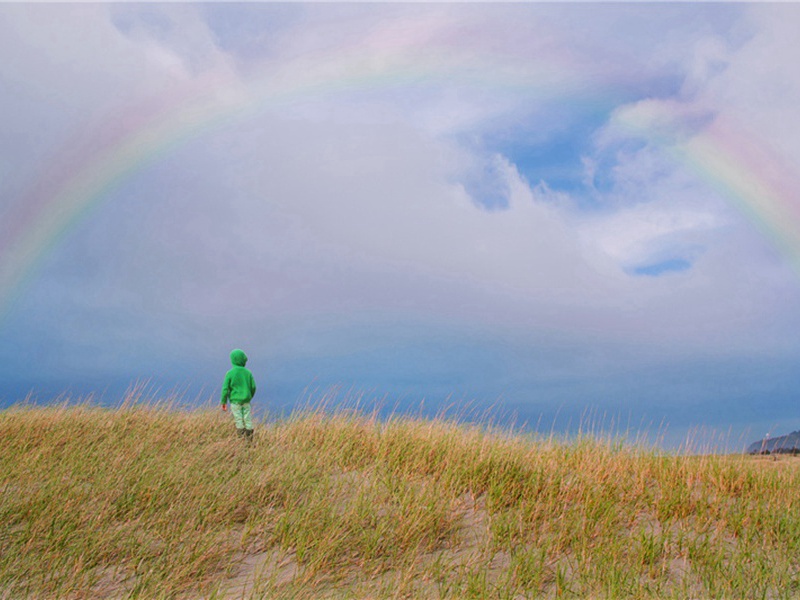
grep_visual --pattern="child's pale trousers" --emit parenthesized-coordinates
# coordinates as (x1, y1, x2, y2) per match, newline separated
(230, 402, 252, 430)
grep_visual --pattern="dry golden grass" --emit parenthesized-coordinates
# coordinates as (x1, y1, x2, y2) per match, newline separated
(3, 398, 800, 598)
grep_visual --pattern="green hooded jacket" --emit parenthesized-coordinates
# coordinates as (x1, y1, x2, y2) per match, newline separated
(221, 349, 257, 405)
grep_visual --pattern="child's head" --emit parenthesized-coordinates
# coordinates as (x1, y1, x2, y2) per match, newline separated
(230, 348, 248, 366)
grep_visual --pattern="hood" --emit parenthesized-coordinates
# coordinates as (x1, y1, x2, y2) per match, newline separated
(230, 349, 248, 367)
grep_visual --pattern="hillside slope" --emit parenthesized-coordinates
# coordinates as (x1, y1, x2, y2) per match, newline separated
(3, 402, 800, 599)
(747, 430, 800, 454)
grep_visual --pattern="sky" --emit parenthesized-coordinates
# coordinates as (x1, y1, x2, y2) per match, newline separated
(3, 2, 800, 451)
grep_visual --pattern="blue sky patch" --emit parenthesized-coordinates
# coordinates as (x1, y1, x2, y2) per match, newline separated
(487, 108, 607, 196)
(632, 258, 692, 277)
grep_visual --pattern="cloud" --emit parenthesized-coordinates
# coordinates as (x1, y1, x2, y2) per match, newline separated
(578, 199, 722, 271)
(697, 5, 800, 153)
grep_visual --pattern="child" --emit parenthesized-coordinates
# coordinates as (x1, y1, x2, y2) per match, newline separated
(221, 349, 257, 441)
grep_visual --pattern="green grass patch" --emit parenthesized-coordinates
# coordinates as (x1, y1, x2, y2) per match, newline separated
(3, 399, 800, 598)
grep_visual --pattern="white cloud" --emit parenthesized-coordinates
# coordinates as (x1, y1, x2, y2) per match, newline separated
(579, 203, 721, 270)
(0, 4, 235, 202)
(695, 5, 800, 167)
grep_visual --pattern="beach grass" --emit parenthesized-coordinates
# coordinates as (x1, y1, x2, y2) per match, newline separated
(2, 396, 800, 598)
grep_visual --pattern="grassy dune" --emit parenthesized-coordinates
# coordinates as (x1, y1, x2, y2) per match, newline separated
(2, 400, 800, 599)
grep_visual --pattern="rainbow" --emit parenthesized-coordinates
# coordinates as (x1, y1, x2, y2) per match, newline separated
(682, 117, 800, 271)
(2, 40, 799, 319)
(0, 71, 247, 317)
(611, 100, 800, 273)
(0, 43, 590, 319)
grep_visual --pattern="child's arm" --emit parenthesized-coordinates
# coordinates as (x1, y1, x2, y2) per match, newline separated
(221, 373, 231, 410)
